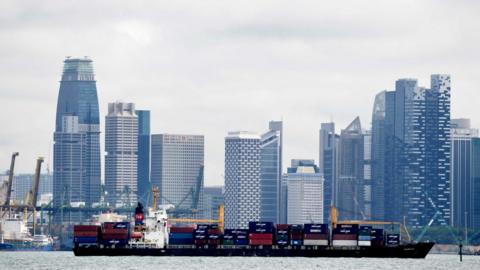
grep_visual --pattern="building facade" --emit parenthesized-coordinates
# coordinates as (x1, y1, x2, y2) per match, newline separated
(260, 121, 282, 223)
(285, 159, 324, 224)
(319, 122, 337, 224)
(204, 186, 224, 220)
(105, 102, 138, 207)
(151, 134, 204, 214)
(336, 117, 365, 220)
(450, 119, 479, 229)
(224, 132, 261, 229)
(136, 110, 151, 206)
(53, 57, 101, 212)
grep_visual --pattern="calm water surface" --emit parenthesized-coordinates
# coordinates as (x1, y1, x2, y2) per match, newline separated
(0, 252, 478, 270)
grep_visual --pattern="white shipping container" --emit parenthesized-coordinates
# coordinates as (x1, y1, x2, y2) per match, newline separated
(358, 241, 371, 246)
(303, 239, 329, 246)
(332, 240, 358, 246)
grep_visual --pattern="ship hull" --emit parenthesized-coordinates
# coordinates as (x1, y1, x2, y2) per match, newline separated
(73, 242, 434, 258)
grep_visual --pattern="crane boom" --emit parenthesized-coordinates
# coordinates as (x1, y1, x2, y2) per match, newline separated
(25, 157, 44, 207)
(5, 152, 19, 206)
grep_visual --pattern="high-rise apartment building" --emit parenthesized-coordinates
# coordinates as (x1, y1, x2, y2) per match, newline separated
(319, 122, 338, 223)
(260, 121, 282, 223)
(151, 134, 204, 214)
(105, 102, 138, 207)
(450, 119, 479, 229)
(53, 57, 101, 213)
(284, 159, 324, 224)
(136, 110, 151, 206)
(370, 75, 451, 227)
(224, 132, 261, 229)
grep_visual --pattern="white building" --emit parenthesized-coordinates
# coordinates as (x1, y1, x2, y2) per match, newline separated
(105, 102, 138, 207)
(224, 131, 261, 229)
(284, 159, 324, 224)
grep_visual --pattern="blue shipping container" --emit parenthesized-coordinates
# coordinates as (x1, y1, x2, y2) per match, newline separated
(289, 224, 304, 232)
(248, 222, 274, 233)
(290, 239, 303, 246)
(169, 239, 193, 245)
(101, 239, 128, 246)
(333, 224, 359, 234)
(234, 239, 249, 245)
(304, 224, 328, 234)
(169, 233, 193, 239)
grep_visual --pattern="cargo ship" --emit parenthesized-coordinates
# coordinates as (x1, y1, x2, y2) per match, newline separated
(0, 215, 54, 251)
(73, 203, 434, 258)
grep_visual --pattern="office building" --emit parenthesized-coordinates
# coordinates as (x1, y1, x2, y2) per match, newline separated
(151, 134, 204, 214)
(284, 159, 324, 224)
(105, 102, 138, 207)
(260, 121, 282, 223)
(136, 110, 151, 206)
(319, 122, 338, 223)
(224, 132, 261, 229)
(204, 186, 224, 220)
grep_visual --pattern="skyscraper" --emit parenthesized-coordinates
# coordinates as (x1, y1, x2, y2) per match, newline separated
(336, 117, 365, 220)
(204, 186, 224, 220)
(53, 57, 101, 213)
(370, 75, 451, 227)
(260, 121, 282, 223)
(105, 102, 138, 207)
(224, 132, 261, 229)
(450, 119, 479, 229)
(319, 122, 337, 223)
(151, 134, 204, 214)
(136, 110, 151, 206)
(284, 159, 324, 224)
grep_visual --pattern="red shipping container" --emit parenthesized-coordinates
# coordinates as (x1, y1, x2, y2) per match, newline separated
(249, 233, 273, 240)
(303, 234, 328, 240)
(289, 232, 303, 239)
(74, 231, 99, 237)
(74, 225, 99, 232)
(170, 227, 195, 233)
(249, 239, 273, 245)
(102, 233, 129, 240)
(194, 239, 207, 245)
(276, 224, 289, 230)
(207, 239, 221, 245)
(208, 229, 221, 235)
(332, 234, 357, 240)
(102, 229, 129, 234)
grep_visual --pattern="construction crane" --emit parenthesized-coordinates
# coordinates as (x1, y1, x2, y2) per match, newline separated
(150, 186, 224, 231)
(330, 205, 412, 242)
(24, 157, 43, 235)
(4, 152, 19, 206)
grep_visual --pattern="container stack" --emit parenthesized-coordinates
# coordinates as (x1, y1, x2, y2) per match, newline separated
(371, 229, 385, 247)
(276, 224, 289, 247)
(332, 224, 358, 246)
(101, 222, 130, 247)
(248, 222, 274, 246)
(207, 224, 222, 246)
(222, 229, 235, 245)
(233, 229, 249, 245)
(303, 224, 329, 246)
(289, 224, 303, 246)
(386, 234, 400, 246)
(169, 226, 194, 245)
(358, 225, 372, 246)
(194, 224, 209, 246)
(73, 225, 100, 246)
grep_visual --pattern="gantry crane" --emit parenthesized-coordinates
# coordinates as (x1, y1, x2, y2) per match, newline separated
(4, 152, 19, 206)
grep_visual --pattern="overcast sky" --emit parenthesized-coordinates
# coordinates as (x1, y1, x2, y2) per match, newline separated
(1, 0, 479, 186)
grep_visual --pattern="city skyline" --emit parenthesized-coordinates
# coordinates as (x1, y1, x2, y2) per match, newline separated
(2, 1, 480, 187)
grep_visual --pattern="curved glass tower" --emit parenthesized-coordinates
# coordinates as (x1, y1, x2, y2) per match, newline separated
(53, 57, 101, 212)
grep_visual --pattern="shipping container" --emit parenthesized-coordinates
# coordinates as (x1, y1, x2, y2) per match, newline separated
(303, 239, 328, 246)
(386, 234, 400, 246)
(197, 224, 210, 230)
(303, 234, 328, 240)
(332, 224, 359, 234)
(276, 239, 289, 246)
(332, 234, 357, 240)
(248, 222, 274, 233)
(74, 231, 99, 237)
(169, 238, 193, 245)
(74, 237, 98, 244)
(290, 239, 303, 246)
(101, 233, 129, 240)
(170, 227, 195, 233)
(169, 233, 194, 239)
(208, 229, 221, 235)
(208, 234, 222, 240)
(234, 239, 249, 245)
(289, 232, 303, 240)
(249, 233, 273, 240)
(289, 224, 303, 232)
(222, 239, 235, 245)
(332, 240, 358, 246)
(207, 239, 221, 245)
(194, 239, 207, 245)
(249, 239, 273, 246)
(276, 224, 289, 230)
(101, 239, 128, 246)
(304, 224, 328, 234)
(358, 240, 371, 246)
(102, 222, 130, 230)
(194, 234, 207, 240)
(74, 225, 100, 232)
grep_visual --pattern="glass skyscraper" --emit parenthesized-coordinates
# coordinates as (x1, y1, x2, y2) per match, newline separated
(370, 75, 451, 227)
(136, 110, 151, 206)
(319, 122, 337, 224)
(53, 57, 101, 213)
(260, 121, 282, 224)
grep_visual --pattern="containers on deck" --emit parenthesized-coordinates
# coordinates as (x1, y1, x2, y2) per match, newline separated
(289, 224, 303, 246)
(249, 222, 274, 246)
(74, 225, 100, 245)
(358, 226, 372, 246)
(101, 222, 130, 247)
(386, 234, 400, 246)
(371, 229, 385, 247)
(169, 226, 195, 245)
(276, 224, 289, 246)
(303, 224, 329, 246)
(332, 224, 358, 246)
